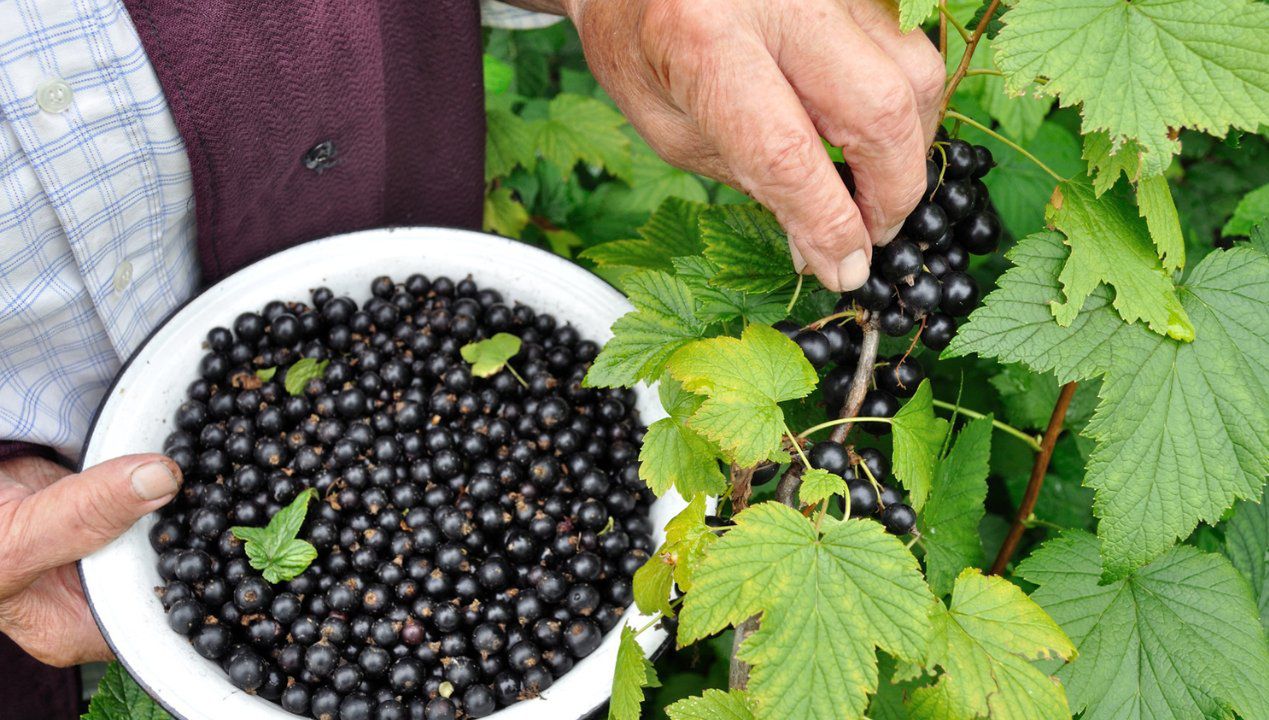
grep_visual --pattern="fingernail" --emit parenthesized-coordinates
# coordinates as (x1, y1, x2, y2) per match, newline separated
(788, 242, 808, 273)
(132, 462, 179, 501)
(837, 250, 870, 291)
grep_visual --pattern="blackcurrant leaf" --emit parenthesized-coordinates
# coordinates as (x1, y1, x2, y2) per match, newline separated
(1223, 486, 1268, 631)
(911, 569, 1075, 719)
(639, 377, 727, 497)
(1047, 180, 1193, 340)
(282, 358, 328, 397)
(460, 333, 522, 377)
(533, 94, 632, 183)
(798, 468, 846, 507)
(483, 186, 530, 239)
(665, 689, 756, 720)
(919, 416, 992, 597)
(82, 662, 171, 720)
(1019, 531, 1269, 720)
(672, 256, 791, 326)
(609, 627, 660, 720)
(948, 234, 1269, 579)
(678, 503, 935, 720)
(1222, 183, 1269, 237)
(699, 205, 797, 294)
(994, 0, 1269, 176)
(666, 324, 818, 467)
(586, 270, 708, 389)
(231, 488, 319, 584)
(888, 380, 949, 513)
(254, 366, 277, 382)
(581, 197, 708, 272)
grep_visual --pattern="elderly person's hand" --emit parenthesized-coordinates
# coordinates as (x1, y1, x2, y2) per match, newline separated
(0, 454, 180, 666)
(552, 0, 944, 290)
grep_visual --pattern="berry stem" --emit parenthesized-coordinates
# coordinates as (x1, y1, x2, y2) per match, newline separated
(930, 399, 1042, 452)
(945, 110, 1067, 183)
(785, 273, 805, 314)
(940, 0, 1002, 117)
(506, 364, 529, 389)
(989, 381, 1078, 575)
(938, 0, 948, 63)
(829, 320, 882, 444)
(804, 309, 858, 331)
(798, 416, 894, 439)
(939, 4, 971, 43)
(785, 424, 812, 470)
(965, 68, 1004, 77)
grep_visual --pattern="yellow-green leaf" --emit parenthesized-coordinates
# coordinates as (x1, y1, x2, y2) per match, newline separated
(460, 333, 522, 377)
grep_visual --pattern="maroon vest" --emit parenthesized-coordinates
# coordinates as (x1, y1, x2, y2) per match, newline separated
(122, 0, 487, 282)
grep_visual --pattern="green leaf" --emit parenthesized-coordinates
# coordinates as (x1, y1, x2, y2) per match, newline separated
(678, 503, 936, 720)
(534, 93, 632, 183)
(482, 186, 530, 238)
(798, 468, 847, 507)
(1047, 180, 1193, 341)
(1252, 220, 1269, 256)
(1082, 131, 1143, 194)
(699, 205, 796, 294)
(485, 108, 537, 181)
(283, 358, 329, 397)
(666, 689, 756, 720)
(83, 662, 172, 720)
(254, 366, 277, 382)
(1223, 486, 1268, 631)
(1222, 183, 1269, 237)
(586, 270, 708, 389)
(914, 569, 1075, 720)
(889, 380, 949, 513)
(672, 256, 790, 326)
(919, 417, 992, 597)
(461, 333, 522, 378)
(581, 197, 707, 272)
(988, 364, 1060, 430)
(639, 377, 727, 497)
(667, 324, 818, 466)
(994, 0, 1269, 176)
(633, 553, 676, 618)
(1135, 174, 1185, 272)
(898, 0, 938, 31)
(609, 626, 660, 720)
(948, 234, 1269, 577)
(1018, 531, 1269, 720)
(959, 121, 1082, 239)
(231, 488, 319, 584)
(482, 53, 513, 95)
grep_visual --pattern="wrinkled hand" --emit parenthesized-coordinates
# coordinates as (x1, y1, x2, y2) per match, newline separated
(565, 0, 944, 290)
(0, 454, 180, 666)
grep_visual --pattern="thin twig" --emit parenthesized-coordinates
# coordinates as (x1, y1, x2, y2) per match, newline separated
(938, 0, 948, 62)
(785, 274, 805, 314)
(830, 320, 881, 444)
(938, 4, 970, 43)
(940, 0, 1002, 116)
(988, 382, 1078, 575)
(945, 111, 1067, 182)
(729, 616, 760, 690)
(930, 399, 1042, 452)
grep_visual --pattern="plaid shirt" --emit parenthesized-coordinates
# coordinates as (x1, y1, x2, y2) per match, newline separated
(0, 0, 558, 459)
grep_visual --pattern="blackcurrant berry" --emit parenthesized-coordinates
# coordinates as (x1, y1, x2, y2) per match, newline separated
(859, 391, 899, 435)
(943, 139, 977, 179)
(878, 240, 923, 282)
(849, 275, 892, 311)
(934, 179, 975, 222)
(794, 330, 832, 368)
(901, 202, 948, 245)
(921, 313, 957, 351)
(939, 271, 979, 317)
(971, 145, 994, 178)
(875, 355, 924, 398)
(878, 305, 914, 337)
(898, 272, 941, 315)
(956, 212, 1001, 255)
(881, 503, 917, 535)
(807, 441, 850, 476)
(845, 480, 879, 517)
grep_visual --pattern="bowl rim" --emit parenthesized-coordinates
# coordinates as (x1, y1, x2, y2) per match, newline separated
(76, 226, 674, 720)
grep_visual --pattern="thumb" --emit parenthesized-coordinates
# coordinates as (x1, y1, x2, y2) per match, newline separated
(2, 454, 180, 590)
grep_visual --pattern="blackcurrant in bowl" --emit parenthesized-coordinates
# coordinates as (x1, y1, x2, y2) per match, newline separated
(79, 228, 688, 720)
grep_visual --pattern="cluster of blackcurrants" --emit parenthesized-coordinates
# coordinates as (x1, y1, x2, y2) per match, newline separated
(154, 274, 655, 720)
(775, 138, 1002, 537)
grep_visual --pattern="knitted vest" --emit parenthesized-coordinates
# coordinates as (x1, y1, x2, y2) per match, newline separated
(121, 0, 487, 281)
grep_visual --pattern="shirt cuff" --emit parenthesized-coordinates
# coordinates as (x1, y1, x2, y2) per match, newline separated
(0, 441, 59, 465)
(481, 0, 565, 30)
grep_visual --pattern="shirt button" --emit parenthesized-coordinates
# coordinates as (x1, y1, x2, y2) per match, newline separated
(112, 262, 134, 292)
(35, 79, 74, 113)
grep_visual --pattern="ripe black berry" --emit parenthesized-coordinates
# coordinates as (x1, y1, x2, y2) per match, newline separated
(939, 272, 979, 316)
(901, 202, 948, 245)
(956, 212, 1001, 255)
(942, 140, 977, 180)
(878, 239, 924, 282)
(922, 313, 957, 351)
(225, 650, 265, 692)
(845, 481, 878, 517)
(881, 503, 918, 535)
(875, 355, 924, 399)
(807, 441, 850, 476)
(898, 272, 941, 315)
(934, 179, 975, 222)
(859, 391, 899, 435)
(878, 305, 914, 337)
(849, 275, 892, 311)
(793, 330, 832, 368)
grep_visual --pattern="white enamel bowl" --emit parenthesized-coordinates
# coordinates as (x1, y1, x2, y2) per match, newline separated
(79, 227, 679, 720)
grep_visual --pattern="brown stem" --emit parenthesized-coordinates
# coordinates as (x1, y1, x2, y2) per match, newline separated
(939, 0, 1002, 117)
(730, 465, 755, 513)
(938, 0, 948, 63)
(988, 382, 1077, 575)
(830, 320, 881, 444)
(729, 616, 760, 690)
(731, 462, 804, 689)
